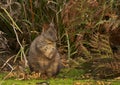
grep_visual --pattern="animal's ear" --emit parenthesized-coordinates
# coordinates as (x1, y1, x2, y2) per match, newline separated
(46, 23, 57, 36)
(42, 23, 55, 32)
(49, 23, 54, 29)
(42, 23, 49, 33)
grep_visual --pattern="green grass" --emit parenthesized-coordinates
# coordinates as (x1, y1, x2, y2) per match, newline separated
(0, 78, 120, 85)
(0, 70, 120, 85)
(0, 78, 73, 85)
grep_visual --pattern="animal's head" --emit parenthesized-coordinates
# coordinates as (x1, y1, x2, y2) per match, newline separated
(42, 23, 57, 42)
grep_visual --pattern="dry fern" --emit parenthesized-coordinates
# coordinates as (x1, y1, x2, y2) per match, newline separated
(89, 32, 113, 58)
(82, 57, 120, 79)
(81, 32, 120, 79)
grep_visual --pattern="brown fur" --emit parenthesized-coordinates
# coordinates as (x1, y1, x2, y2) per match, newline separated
(28, 23, 61, 77)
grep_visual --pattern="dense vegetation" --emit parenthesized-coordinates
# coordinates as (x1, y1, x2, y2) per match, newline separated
(0, 0, 120, 84)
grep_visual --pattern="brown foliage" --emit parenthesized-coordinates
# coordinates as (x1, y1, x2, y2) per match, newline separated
(82, 57, 120, 79)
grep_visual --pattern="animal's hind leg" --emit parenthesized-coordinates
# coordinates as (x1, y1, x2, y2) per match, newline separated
(46, 61, 59, 77)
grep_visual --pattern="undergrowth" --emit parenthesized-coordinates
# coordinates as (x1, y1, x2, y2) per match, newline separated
(0, 0, 120, 80)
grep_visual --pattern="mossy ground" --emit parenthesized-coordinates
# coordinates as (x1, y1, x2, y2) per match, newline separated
(0, 78, 120, 85)
(0, 73, 120, 85)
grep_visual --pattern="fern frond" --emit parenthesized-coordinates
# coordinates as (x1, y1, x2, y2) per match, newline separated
(89, 32, 113, 58)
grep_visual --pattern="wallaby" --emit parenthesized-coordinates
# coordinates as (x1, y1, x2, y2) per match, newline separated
(28, 23, 61, 78)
